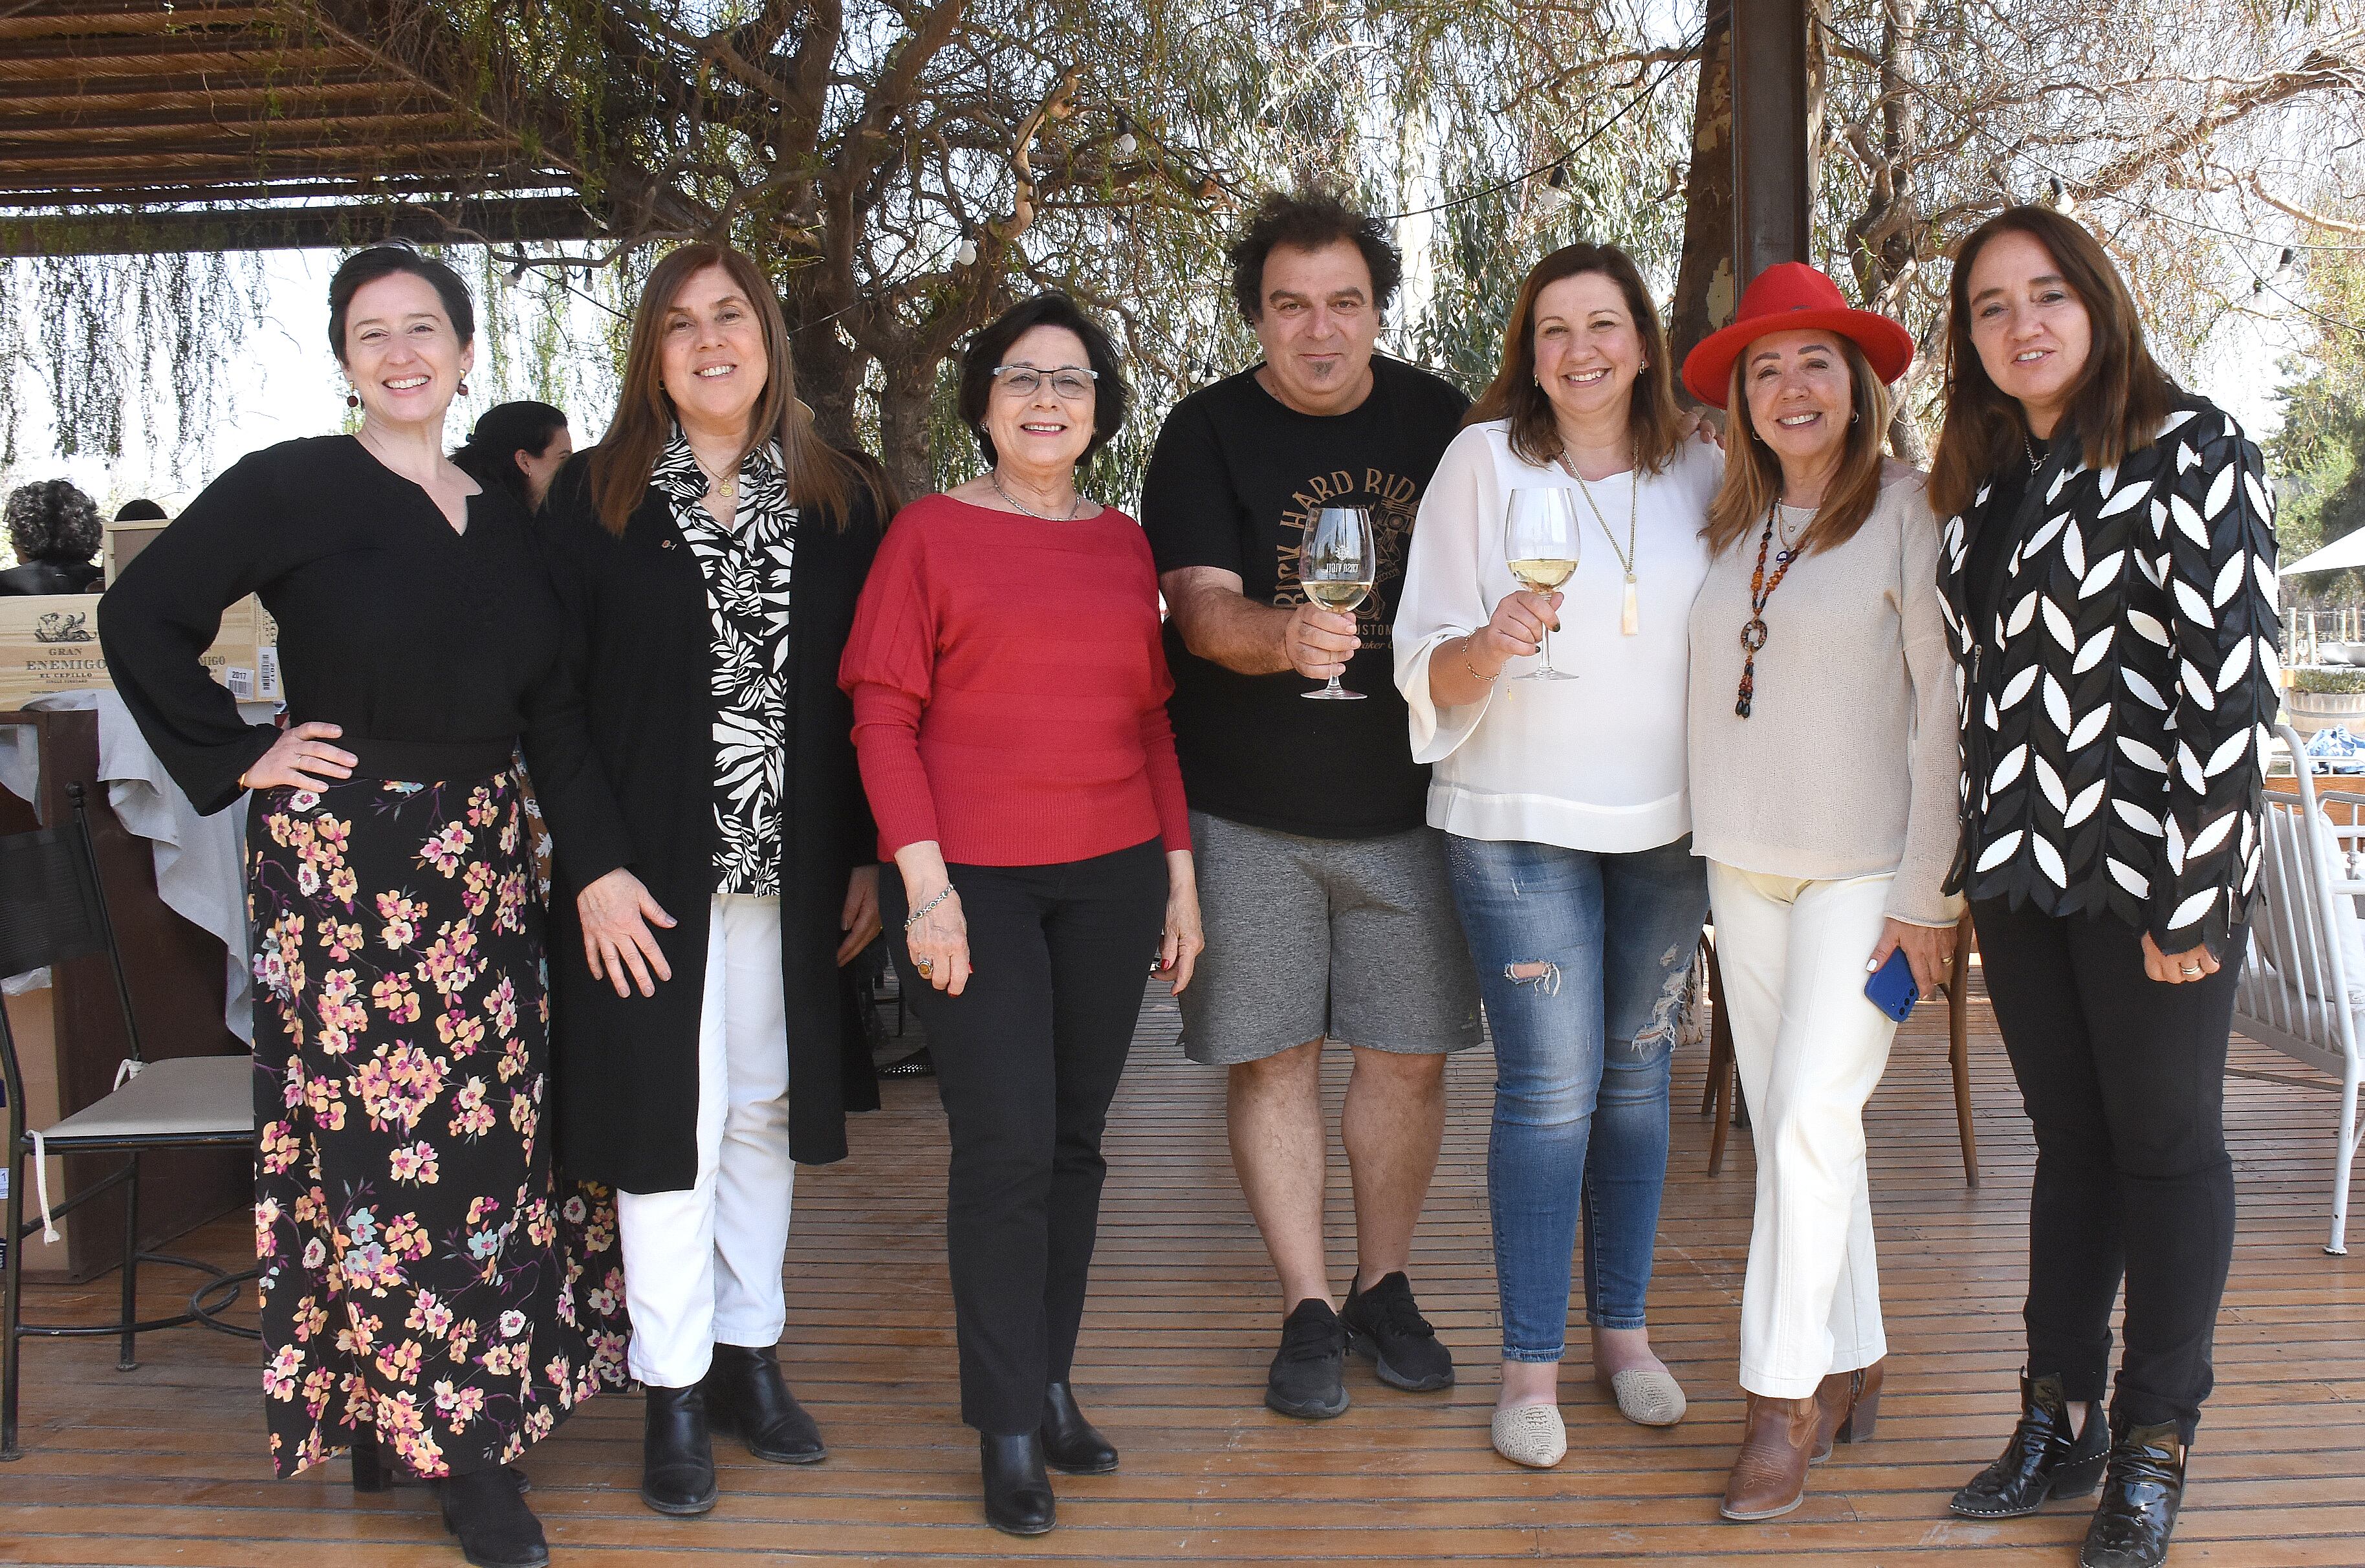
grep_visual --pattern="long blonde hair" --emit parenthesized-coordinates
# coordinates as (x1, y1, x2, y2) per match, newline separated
(1703, 337, 1891, 558)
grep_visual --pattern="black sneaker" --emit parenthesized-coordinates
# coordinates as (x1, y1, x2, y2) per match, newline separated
(1340, 1272, 1455, 1392)
(1265, 1298, 1350, 1419)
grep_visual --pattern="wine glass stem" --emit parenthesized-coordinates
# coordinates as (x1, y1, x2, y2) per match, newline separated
(1539, 625, 1554, 675)
(1325, 674, 1344, 696)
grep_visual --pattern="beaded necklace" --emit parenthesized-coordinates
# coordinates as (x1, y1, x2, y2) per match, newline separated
(1734, 501, 1802, 719)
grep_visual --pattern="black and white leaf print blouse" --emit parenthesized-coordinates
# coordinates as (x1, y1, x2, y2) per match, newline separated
(655, 430, 794, 897)
(1937, 397, 2279, 959)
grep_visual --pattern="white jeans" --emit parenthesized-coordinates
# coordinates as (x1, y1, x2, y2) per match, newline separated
(615, 893, 795, 1388)
(1706, 863, 1899, 1399)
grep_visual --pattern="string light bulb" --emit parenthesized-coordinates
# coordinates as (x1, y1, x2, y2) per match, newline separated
(1115, 111, 1138, 160)
(503, 261, 528, 288)
(954, 237, 978, 267)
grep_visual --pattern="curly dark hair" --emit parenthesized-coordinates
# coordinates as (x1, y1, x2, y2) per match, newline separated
(1226, 190, 1404, 324)
(957, 293, 1129, 468)
(4, 479, 102, 565)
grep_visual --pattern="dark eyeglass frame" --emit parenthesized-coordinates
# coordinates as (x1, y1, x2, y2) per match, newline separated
(990, 364, 1099, 400)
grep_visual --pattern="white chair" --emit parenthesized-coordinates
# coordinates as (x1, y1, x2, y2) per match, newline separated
(2230, 724, 2365, 1255)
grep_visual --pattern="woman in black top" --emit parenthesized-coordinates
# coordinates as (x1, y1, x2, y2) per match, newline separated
(1929, 207, 2278, 1568)
(100, 247, 628, 1568)
(0, 479, 103, 594)
(529, 243, 888, 1520)
(453, 401, 573, 512)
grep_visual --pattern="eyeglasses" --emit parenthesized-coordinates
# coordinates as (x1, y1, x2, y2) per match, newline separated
(991, 365, 1098, 400)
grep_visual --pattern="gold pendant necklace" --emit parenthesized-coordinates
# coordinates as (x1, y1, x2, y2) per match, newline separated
(1556, 450, 1640, 635)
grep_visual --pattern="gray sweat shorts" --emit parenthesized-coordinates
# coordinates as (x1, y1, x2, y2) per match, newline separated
(1179, 810, 1485, 1066)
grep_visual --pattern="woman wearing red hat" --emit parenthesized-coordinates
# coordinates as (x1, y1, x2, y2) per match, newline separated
(1678, 263, 1960, 1521)
(1932, 208, 2276, 1568)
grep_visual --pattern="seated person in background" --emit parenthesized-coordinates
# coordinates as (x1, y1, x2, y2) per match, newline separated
(0, 479, 104, 594)
(114, 497, 169, 523)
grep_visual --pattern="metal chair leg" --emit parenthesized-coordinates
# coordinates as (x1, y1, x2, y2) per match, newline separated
(1705, 939, 1737, 1176)
(116, 1153, 140, 1371)
(1947, 912, 1979, 1188)
(4, 1140, 25, 1461)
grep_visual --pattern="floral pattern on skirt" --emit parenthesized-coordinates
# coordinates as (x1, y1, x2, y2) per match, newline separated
(248, 770, 631, 1478)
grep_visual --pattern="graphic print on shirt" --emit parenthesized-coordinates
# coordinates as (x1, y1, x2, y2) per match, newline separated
(1271, 465, 1424, 651)
(654, 432, 795, 895)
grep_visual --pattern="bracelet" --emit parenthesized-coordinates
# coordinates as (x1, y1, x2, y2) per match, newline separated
(1461, 640, 1500, 683)
(903, 885, 955, 931)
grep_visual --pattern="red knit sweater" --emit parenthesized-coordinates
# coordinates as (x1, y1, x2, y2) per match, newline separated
(838, 494, 1192, 866)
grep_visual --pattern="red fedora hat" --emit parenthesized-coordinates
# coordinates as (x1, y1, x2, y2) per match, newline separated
(1680, 262, 1915, 408)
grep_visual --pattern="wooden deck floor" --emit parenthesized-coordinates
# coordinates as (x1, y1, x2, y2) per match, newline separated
(5, 968, 2362, 1565)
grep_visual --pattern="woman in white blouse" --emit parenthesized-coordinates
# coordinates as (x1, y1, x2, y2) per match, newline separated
(1677, 263, 1959, 1523)
(1394, 243, 1721, 1469)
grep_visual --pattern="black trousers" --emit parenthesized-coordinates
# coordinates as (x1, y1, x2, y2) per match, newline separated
(1971, 897, 2243, 1441)
(882, 839, 1167, 1435)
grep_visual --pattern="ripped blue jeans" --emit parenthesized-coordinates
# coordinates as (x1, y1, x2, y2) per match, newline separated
(1444, 834, 1709, 1360)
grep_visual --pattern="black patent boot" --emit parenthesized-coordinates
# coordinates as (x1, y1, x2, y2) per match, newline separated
(703, 1343, 826, 1464)
(979, 1431, 1057, 1536)
(640, 1384, 720, 1516)
(1040, 1382, 1118, 1475)
(436, 1466, 550, 1568)
(1949, 1371, 2110, 1519)
(2080, 1419, 2186, 1568)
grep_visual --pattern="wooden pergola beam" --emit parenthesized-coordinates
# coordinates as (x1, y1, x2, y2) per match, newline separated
(0, 195, 607, 256)
(1731, 0, 1812, 282)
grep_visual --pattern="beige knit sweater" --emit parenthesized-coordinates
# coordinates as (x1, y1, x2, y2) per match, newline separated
(1685, 463, 1965, 928)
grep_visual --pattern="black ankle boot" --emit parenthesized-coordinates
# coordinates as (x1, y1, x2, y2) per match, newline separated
(979, 1431, 1056, 1536)
(2080, 1419, 2186, 1568)
(641, 1384, 720, 1516)
(1949, 1370, 2110, 1519)
(437, 1466, 550, 1568)
(1040, 1382, 1118, 1475)
(703, 1344, 827, 1464)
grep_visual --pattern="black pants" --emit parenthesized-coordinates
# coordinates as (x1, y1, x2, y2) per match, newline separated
(882, 839, 1167, 1435)
(1972, 897, 2243, 1441)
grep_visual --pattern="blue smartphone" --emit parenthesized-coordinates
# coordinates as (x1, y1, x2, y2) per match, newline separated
(1864, 945, 1919, 1022)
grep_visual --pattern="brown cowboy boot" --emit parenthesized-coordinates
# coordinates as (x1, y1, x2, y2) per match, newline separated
(1720, 1392, 1822, 1521)
(1811, 1357, 1885, 1463)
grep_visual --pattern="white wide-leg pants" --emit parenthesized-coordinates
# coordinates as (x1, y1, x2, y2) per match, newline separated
(1706, 863, 1900, 1399)
(615, 893, 795, 1389)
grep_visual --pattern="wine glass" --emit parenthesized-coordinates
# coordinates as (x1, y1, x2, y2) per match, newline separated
(1298, 505, 1377, 702)
(1505, 488, 1582, 681)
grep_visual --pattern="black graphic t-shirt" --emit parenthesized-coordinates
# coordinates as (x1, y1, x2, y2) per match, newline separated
(1140, 355, 1469, 838)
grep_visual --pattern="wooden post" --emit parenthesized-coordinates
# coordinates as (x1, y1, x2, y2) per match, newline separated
(1731, 0, 1813, 281)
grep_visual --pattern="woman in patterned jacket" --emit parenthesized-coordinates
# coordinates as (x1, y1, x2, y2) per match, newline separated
(1930, 206, 2278, 1568)
(531, 243, 891, 1519)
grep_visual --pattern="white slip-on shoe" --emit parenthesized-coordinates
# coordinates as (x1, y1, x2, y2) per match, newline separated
(1491, 1402, 1569, 1468)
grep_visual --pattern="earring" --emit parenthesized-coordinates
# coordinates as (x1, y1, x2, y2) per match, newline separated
(345, 391, 360, 409)
(1850, 409, 1860, 424)
(457, 379, 470, 398)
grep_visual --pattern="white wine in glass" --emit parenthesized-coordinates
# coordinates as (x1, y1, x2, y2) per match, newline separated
(1299, 505, 1377, 701)
(1505, 488, 1582, 680)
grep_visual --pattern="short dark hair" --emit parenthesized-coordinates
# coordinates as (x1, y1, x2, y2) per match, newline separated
(327, 244, 475, 364)
(452, 400, 569, 506)
(113, 498, 168, 522)
(957, 293, 1129, 467)
(1227, 190, 1403, 324)
(4, 479, 102, 565)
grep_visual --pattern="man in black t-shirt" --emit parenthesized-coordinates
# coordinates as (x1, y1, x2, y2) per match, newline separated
(1140, 191, 1483, 1421)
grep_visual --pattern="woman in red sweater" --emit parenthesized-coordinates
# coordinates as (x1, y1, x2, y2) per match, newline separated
(838, 293, 1203, 1536)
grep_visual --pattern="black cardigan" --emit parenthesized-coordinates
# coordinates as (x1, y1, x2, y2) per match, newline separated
(1937, 395, 2279, 958)
(528, 452, 882, 1189)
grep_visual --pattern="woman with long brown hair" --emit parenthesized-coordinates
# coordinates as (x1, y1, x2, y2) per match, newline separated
(528, 242, 892, 1519)
(1677, 263, 1957, 1522)
(1392, 242, 1721, 1469)
(1931, 207, 2278, 1568)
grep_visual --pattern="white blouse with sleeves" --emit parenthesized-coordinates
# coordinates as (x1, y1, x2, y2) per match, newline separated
(1391, 420, 1721, 854)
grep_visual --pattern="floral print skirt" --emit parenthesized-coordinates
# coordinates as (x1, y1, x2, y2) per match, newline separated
(247, 770, 631, 1478)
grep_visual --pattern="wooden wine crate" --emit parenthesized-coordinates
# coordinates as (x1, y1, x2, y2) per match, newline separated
(0, 591, 277, 708)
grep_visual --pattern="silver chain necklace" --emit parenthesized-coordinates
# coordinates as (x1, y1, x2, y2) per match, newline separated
(990, 470, 1086, 521)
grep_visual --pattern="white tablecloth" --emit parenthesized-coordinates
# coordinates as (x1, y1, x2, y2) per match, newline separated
(0, 689, 259, 1043)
